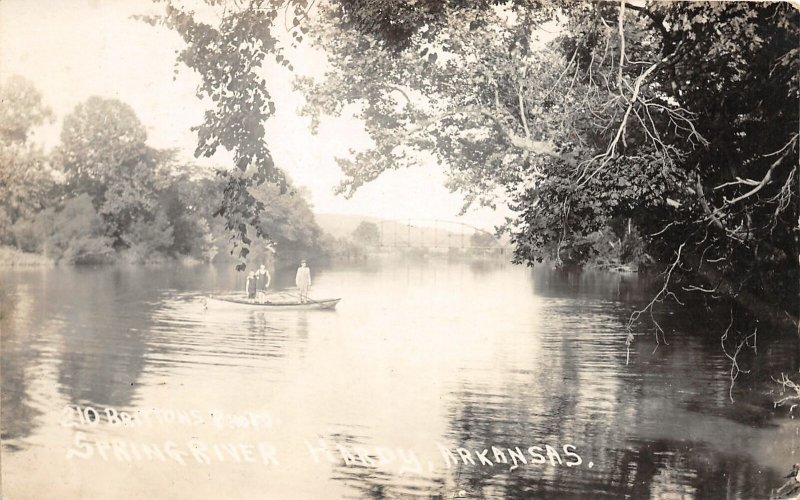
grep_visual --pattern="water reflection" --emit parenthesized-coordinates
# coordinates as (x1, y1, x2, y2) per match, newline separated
(1, 278, 46, 446)
(1, 258, 797, 499)
(54, 272, 149, 407)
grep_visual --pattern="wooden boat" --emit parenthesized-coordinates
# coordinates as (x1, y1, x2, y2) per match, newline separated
(207, 294, 340, 311)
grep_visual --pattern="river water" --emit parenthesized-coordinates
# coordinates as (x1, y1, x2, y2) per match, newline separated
(1, 257, 797, 499)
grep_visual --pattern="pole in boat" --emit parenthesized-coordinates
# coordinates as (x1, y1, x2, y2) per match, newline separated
(287, 291, 323, 305)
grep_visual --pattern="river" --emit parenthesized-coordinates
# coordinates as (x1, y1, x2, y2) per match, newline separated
(1, 257, 797, 499)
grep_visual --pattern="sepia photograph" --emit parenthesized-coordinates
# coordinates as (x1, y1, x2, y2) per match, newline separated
(0, 0, 798, 498)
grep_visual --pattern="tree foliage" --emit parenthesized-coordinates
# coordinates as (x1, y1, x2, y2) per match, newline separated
(0, 80, 329, 265)
(33, 194, 116, 264)
(352, 220, 380, 246)
(470, 231, 498, 249)
(296, 1, 799, 332)
(250, 182, 325, 255)
(0, 76, 54, 242)
(145, 0, 318, 269)
(0, 75, 53, 143)
(152, 1, 797, 335)
(56, 97, 173, 249)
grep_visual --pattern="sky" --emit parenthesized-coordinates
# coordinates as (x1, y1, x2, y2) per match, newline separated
(0, 0, 508, 231)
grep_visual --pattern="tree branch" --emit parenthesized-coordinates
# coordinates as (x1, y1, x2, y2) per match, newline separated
(626, 242, 685, 364)
(387, 84, 412, 106)
(723, 145, 792, 205)
(617, 0, 626, 91)
(518, 85, 531, 139)
(696, 171, 725, 230)
(399, 105, 564, 160)
(577, 60, 661, 188)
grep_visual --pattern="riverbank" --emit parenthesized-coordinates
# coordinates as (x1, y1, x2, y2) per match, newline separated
(0, 246, 54, 268)
(0, 245, 352, 270)
(0, 246, 211, 268)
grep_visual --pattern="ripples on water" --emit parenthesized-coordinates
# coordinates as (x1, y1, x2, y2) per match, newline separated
(1, 259, 797, 499)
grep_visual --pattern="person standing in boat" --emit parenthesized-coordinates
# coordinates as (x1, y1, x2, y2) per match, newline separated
(295, 260, 311, 303)
(246, 271, 257, 301)
(256, 264, 271, 302)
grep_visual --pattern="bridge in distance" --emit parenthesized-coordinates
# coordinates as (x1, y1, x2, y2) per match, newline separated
(375, 218, 506, 251)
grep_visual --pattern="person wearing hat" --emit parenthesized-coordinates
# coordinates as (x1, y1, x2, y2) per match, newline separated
(295, 259, 311, 303)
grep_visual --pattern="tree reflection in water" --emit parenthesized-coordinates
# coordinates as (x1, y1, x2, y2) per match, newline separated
(1, 277, 47, 446)
(1, 261, 796, 498)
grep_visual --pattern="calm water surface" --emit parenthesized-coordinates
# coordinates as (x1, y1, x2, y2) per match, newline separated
(1, 258, 797, 499)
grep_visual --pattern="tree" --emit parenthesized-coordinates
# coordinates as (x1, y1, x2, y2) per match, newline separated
(249, 181, 324, 256)
(154, 167, 220, 259)
(469, 231, 497, 249)
(0, 76, 54, 243)
(351, 220, 380, 246)
(55, 97, 170, 249)
(145, 0, 321, 269)
(0, 75, 53, 143)
(297, 2, 798, 334)
(155, 1, 798, 351)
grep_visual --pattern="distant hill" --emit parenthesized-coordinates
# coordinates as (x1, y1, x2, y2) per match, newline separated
(315, 213, 382, 240)
(315, 213, 508, 248)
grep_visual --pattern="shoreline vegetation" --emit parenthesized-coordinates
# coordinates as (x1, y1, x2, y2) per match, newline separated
(0, 242, 639, 272)
(0, 246, 53, 268)
(0, 77, 662, 276)
(0, 85, 374, 272)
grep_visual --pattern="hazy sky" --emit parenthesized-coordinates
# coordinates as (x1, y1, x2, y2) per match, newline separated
(0, 0, 507, 230)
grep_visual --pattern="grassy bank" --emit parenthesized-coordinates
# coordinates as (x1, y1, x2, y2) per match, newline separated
(0, 246, 54, 268)
(0, 246, 214, 268)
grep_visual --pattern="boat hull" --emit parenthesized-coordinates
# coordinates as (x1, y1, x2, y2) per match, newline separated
(207, 296, 340, 310)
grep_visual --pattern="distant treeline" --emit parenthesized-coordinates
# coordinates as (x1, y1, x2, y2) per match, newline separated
(0, 76, 360, 266)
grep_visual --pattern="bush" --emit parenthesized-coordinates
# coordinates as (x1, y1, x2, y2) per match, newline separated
(60, 234, 116, 264)
(619, 226, 646, 265)
(0, 209, 12, 245)
(120, 210, 174, 263)
(39, 194, 114, 264)
(0, 246, 52, 267)
(320, 233, 367, 260)
(11, 216, 41, 252)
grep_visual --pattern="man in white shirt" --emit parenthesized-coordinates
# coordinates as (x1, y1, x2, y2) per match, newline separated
(295, 260, 311, 303)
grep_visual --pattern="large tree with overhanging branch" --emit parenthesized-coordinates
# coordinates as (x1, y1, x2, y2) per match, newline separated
(151, 0, 798, 396)
(143, 0, 317, 269)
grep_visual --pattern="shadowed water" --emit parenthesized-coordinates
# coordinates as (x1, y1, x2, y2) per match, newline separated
(1, 258, 797, 499)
